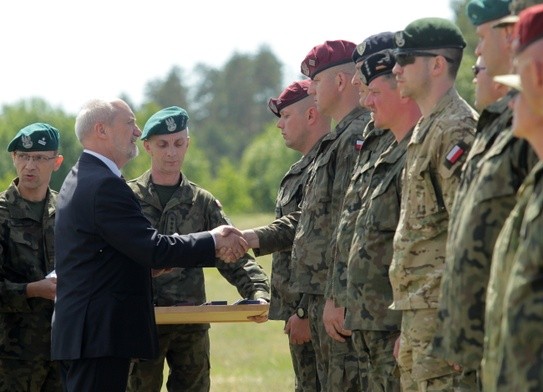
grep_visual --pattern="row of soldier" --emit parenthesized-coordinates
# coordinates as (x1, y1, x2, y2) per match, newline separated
(241, 0, 543, 391)
(1, 0, 542, 391)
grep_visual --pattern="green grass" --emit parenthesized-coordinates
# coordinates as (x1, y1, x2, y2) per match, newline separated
(161, 213, 295, 391)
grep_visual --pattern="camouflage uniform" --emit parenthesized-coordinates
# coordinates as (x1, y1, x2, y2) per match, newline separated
(344, 129, 411, 392)
(257, 140, 323, 392)
(126, 172, 270, 392)
(433, 93, 537, 385)
(389, 88, 477, 391)
(331, 120, 393, 390)
(0, 180, 61, 392)
(481, 162, 543, 392)
(498, 162, 543, 391)
(290, 106, 368, 392)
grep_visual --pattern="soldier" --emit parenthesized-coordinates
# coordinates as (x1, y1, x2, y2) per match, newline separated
(343, 48, 421, 392)
(126, 106, 270, 392)
(431, 1, 538, 390)
(388, 18, 478, 391)
(482, 4, 543, 391)
(0, 123, 64, 391)
(297, 39, 367, 392)
(332, 31, 399, 390)
(242, 80, 330, 391)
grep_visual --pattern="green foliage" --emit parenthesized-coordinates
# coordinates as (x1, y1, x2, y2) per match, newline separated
(144, 66, 190, 110)
(452, 0, 477, 106)
(241, 123, 301, 212)
(208, 158, 254, 213)
(189, 45, 282, 170)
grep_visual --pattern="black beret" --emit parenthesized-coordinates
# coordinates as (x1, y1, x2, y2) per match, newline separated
(352, 32, 395, 63)
(359, 49, 396, 85)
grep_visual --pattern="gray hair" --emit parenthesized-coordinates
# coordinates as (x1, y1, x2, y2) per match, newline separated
(74, 99, 119, 142)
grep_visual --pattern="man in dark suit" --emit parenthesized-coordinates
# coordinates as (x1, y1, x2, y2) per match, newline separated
(51, 98, 247, 392)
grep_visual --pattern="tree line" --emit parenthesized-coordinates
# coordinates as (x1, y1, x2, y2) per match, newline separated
(0, 0, 476, 214)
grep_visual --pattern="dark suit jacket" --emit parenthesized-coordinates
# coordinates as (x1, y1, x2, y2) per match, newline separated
(51, 153, 215, 361)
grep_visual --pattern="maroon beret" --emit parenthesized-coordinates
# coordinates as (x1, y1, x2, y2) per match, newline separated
(268, 80, 311, 117)
(300, 40, 356, 79)
(514, 4, 543, 53)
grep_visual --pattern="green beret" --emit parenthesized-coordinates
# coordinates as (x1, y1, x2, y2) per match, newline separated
(466, 0, 512, 26)
(141, 106, 189, 140)
(7, 123, 60, 152)
(394, 17, 466, 52)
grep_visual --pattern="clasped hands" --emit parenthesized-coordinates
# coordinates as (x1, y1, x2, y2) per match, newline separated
(212, 225, 250, 262)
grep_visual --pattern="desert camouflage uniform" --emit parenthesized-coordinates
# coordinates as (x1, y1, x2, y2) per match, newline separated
(0, 180, 61, 391)
(389, 88, 477, 391)
(255, 139, 323, 392)
(291, 106, 368, 392)
(499, 162, 543, 391)
(433, 93, 537, 385)
(126, 172, 269, 392)
(345, 129, 412, 392)
(481, 162, 543, 392)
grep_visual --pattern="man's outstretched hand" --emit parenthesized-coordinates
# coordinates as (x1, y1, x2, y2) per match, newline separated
(211, 225, 249, 262)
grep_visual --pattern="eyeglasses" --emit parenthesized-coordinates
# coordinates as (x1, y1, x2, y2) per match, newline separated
(14, 152, 57, 163)
(395, 51, 455, 67)
(472, 65, 486, 77)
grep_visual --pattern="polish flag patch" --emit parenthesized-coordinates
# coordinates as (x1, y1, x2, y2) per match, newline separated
(444, 142, 467, 168)
(355, 139, 365, 151)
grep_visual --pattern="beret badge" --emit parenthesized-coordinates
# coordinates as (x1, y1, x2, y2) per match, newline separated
(165, 117, 177, 132)
(301, 62, 310, 77)
(21, 135, 33, 149)
(395, 31, 406, 47)
(356, 42, 367, 57)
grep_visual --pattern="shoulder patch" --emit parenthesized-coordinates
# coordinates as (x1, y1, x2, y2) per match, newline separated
(444, 141, 469, 169)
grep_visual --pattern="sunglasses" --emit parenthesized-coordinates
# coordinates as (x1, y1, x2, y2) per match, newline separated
(472, 65, 487, 77)
(395, 51, 454, 67)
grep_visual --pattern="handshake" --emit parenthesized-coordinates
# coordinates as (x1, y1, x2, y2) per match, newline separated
(210, 226, 260, 262)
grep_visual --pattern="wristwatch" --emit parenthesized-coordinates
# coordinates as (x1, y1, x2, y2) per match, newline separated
(296, 306, 308, 319)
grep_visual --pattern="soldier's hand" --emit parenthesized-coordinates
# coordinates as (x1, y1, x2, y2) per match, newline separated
(241, 229, 260, 249)
(248, 298, 269, 323)
(26, 277, 57, 301)
(323, 298, 351, 342)
(211, 225, 248, 262)
(285, 313, 311, 345)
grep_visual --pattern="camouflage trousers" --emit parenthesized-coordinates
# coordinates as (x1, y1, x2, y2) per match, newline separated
(288, 332, 321, 392)
(127, 327, 210, 392)
(307, 294, 360, 392)
(397, 309, 476, 392)
(0, 358, 61, 392)
(352, 329, 401, 392)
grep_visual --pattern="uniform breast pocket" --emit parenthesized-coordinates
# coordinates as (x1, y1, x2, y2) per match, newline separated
(472, 149, 518, 204)
(8, 221, 40, 251)
(278, 182, 304, 216)
(367, 175, 400, 232)
(405, 163, 449, 236)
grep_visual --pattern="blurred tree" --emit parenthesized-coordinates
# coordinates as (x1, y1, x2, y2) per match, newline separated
(144, 66, 190, 110)
(452, 0, 477, 106)
(208, 157, 254, 213)
(191, 45, 282, 170)
(241, 123, 301, 212)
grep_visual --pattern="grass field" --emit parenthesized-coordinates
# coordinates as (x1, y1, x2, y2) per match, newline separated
(161, 213, 295, 391)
